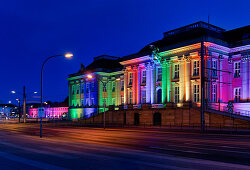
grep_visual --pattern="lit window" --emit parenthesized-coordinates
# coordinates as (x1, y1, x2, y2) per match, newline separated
(91, 98, 95, 105)
(174, 86, 179, 103)
(72, 85, 75, 94)
(157, 67, 162, 81)
(91, 82, 95, 92)
(234, 61, 241, 78)
(102, 98, 107, 106)
(193, 60, 199, 76)
(81, 83, 84, 93)
(234, 87, 241, 103)
(112, 98, 116, 105)
(212, 60, 217, 77)
(141, 90, 146, 103)
(112, 82, 115, 92)
(174, 64, 179, 79)
(129, 73, 133, 85)
(121, 96, 124, 105)
(121, 80, 124, 91)
(77, 84, 80, 94)
(142, 70, 146, 84)
(86, 83, 89, 92)
(212, 84, 217, 102)
(193, 84, 199, 103)
(129, 91, 133, 104)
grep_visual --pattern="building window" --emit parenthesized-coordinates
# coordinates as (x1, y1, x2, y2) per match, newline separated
(103, 84, 106, 92)
(234, 61, 241, 78)
(234, 87, 241, 102)
(91, 98, 95, 105)
(129, 73, 133, 85)
(103, 98, 107, 106)
(121, 96, 124, 105)
(112, 82, 115, 92)
(72, 85, 75, 94)
(212, 60, 217, 77)
(81, 99, 84, 106)
(91, 82, 95, 92)
(86, 83, 89, 92)
(142, 90, 146, 103)
(76, 84, 80, 94)
(142, 70, 146, 84)
(193, 60, 199, 76)
(194, 84, 199, 103)
(121, 80, 124, 91)
(174, 86, 179, 103)
(157, 67, 162, 81)
(81, 84, 84, 93)
(112, 98, 116, 105)
(174, 64, 179, 79)
(129, 91, 133, 104)
(212, 84, 217, 102)
(86, 98, 90, 106)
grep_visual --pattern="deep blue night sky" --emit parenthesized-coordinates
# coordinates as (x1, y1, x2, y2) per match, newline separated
(1, 0, 249, 105)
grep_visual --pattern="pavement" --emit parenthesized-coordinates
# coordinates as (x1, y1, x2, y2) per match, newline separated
(0, 123, 250, 169)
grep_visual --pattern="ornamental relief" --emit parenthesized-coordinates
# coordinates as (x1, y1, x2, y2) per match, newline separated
(241, 56, 248, 62)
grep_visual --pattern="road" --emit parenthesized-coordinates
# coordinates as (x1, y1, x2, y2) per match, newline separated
(0, 123, 250, 170)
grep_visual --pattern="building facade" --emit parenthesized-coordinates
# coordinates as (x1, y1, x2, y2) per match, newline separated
(29, 107, 68, 119)
(68, 22, 250, 120)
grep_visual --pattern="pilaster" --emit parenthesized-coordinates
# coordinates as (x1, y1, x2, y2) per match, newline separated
(146, 63, 151, 103)
(150, 63, 156, 104)
(161, 60, 166, 103)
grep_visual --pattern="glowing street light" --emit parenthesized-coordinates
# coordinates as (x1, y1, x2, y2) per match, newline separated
(34, 91, 38, 94)
(65, 53, 73, 58)
(8, 101, 11, 104)
(40, 52, 73, 138)
(11, 91, 16, 94)
(87, 74, 93, 79)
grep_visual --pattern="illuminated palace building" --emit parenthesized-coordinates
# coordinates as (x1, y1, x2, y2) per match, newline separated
(68, 22, 250, 120)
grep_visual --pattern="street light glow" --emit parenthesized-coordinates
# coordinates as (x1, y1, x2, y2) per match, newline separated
(87, 75, 93, 79)
(11, 91, 16, 94)
(65, 53, 73, 58)
(8, 101, 11, 104)
(34, 91, 38, 94)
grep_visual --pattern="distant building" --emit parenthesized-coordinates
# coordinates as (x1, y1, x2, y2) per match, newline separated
(0, 104, 18, 118)
(68, 21, 250, 120)
(29, 107, 68, 119)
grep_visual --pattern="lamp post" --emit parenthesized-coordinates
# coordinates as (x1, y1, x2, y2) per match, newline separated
(87, 74, 119, 129)
(11, 89, 37, 123)
(40, 53, 73, 138)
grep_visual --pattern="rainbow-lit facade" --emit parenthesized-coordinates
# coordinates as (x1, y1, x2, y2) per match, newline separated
(68, 22, 250, 119)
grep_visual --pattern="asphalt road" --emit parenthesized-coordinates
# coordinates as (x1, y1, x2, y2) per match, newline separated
(0, 123, 250, 170)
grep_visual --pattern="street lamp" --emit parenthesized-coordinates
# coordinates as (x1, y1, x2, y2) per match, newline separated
(40, 53, 73, 138)
(87, 74, 119, 129)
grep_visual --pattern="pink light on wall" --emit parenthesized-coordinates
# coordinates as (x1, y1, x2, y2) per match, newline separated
(29, 107, 68, 119)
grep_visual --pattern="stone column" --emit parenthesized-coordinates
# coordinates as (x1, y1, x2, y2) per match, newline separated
(185, 57, 191, 101)
(151, 63, 156, 104)
(166, 61, 171, 102)
(248, 57, 250, 100)
(161, 60, 167, 103)
(219, 58, 223, 102)
(179, 59, 185, 103)
(242, 56, 248, 100)
(146, 63, 151, 103)
(132, 66, 137, 104)
(124, 69, 128, 105)
(137, 66, 141, 104)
